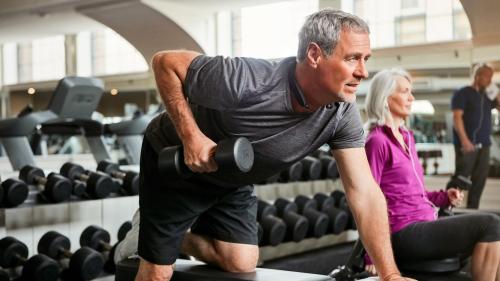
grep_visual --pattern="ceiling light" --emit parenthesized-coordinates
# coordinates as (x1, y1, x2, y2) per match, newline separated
(27, 88, 36, 95)
(110, 89, 118, 96)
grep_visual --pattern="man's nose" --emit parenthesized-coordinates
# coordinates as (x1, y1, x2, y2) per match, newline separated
(354, 60, 369, 79)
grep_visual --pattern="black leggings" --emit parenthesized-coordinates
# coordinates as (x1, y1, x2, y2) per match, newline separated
(392, 213, 500, 261)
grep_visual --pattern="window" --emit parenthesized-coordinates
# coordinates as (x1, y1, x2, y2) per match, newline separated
(237, 0, 318, 58)
(396, 15, 426, 45)
(32, 36, 65, 82)
(2, 43, 18, 85)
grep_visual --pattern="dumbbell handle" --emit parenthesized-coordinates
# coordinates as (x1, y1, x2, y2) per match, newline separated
(76, 173, 90, 182)
(110, 170, 126, 179)
(97, 240, 112, 252)
(33, 175, 48, 186)
(56, 247, 74, 260)
(13, 253, 27, 265)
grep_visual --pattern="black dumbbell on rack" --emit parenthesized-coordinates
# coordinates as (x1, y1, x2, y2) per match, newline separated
(37, 231, 104, 281)
(60, 163, 113, 199)
(80, 222, 132, 273)
(0, 236, 59, 281)
(279, 162, 303, 183)
(257, 200, 287, 246)
(293, 195, 329, 238)
(158, 137, 254, 179)
(19, 165, 72, 203)
(0, 178, 29, 208)
(313, 193, 348, 234)
(273, 198, 309, 242)
(96, 161, 139, 195)
(300, 156, 322, 181)
(315, 154, 339, 180)
(330, 190, 356, 230)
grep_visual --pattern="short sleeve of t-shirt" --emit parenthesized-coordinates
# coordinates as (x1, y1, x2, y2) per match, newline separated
(451, 88, 466, 110)
(183, 55, 249, 110)
(328, 103, 365, 150)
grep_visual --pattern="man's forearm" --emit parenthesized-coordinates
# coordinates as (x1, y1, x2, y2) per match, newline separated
(453, 114, 469, 145)
(347, 183, 399, 278)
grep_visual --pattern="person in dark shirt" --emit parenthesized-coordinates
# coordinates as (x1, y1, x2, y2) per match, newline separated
(122, 9, 414, 281)
(451, 63, 500, 208)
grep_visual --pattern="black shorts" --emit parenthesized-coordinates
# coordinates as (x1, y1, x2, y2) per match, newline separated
(392, 213, 500, 261)
(137, 137, 258, 265)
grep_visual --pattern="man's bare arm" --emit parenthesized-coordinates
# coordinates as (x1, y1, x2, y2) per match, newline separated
(452, 109, 474, 153)
(151, 50, 217, 172)
(333, 148, 408, 281)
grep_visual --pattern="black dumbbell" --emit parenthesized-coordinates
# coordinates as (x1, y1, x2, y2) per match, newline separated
(300, 156, 322, 181)
(19, 165, 72, 203)
(0, 236, 59, 281)
(38, 231, 104, 281)
(331, 190, 348, 210)
(96, 161, 139, 195)
(117, 221, 132, 242)
(158, 137, 254, 179)
(330, 191, 356, 230)
(279, 162, 303, 182)
(60, 163, 113, 199)
(80, 222, 132, 273)
(1, 178, 29, 207)
(47, 172, 87, 198)
(313, 193, 348, 234)
(293, 195, 329, 238)
(273, 198, 309, 242)
(257, 200, 287, 246)
(315, 155, 339, 179)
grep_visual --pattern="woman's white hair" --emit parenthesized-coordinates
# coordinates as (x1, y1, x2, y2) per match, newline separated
(365, 68, 412, 132)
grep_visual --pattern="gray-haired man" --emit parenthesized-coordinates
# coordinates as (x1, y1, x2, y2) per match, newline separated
(118, 9, 413, 281)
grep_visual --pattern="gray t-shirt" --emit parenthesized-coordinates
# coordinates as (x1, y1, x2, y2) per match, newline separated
(146, 55, 364, 188)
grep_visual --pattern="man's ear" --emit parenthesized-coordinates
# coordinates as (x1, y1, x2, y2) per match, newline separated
(306, 43, 322, 68)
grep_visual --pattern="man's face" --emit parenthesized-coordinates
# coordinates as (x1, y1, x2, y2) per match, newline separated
(475, 67, 494, 91)
(315, 30, 371, 103)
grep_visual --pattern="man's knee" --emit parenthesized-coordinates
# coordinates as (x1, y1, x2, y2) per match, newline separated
(217, 247, 258, 273)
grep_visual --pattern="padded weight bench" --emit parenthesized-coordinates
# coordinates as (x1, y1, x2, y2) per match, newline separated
(115, 258, 337, 281)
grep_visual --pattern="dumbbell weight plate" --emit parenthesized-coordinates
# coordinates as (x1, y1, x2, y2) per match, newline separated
(19, 165, 44, 184)
(22, 254, 60, 281)
(324, 208, 348, 234)
(313, 193, 335, 212)
(0, 236, 29, 268)
(158, 146, 192, 179)
(69, 247, 104, 281)
(60, 163, 85, 180)
(260, 216, 286, 246)
(85, 172, 113, 199)
(96, 161, 119, 175)
(80, 225, 111, 251)
(1, 179, 29, 207)
(214, 138, 254, 173)
(38, 231, 71, 259)
(123, 172, 139, 195)
(118, 221, 132, 242)
(45, 174, 72, 203)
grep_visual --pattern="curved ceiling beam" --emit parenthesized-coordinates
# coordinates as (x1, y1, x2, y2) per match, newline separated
(78, 0, 204, 62)
(460, 0, 500, 45)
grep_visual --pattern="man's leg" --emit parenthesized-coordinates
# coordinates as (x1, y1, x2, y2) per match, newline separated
(187, 184, 259, 272)
(182, 233, 259, 272)
(468, 146, 490, 209)
(453, 145, 478, 208)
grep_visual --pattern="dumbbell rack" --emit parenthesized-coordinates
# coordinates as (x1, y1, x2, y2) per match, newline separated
(0, 154, 139, 269)
(255, 179, 359, 263)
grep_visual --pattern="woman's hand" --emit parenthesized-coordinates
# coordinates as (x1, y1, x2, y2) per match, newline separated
(447, 188, 464, 207)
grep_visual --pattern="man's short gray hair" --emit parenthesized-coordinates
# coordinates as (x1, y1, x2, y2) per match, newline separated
(365, 68, 412, 131)
(297, 8, 370, 62)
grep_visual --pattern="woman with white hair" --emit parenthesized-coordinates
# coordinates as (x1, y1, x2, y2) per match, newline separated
(363, 68, 500, 281)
